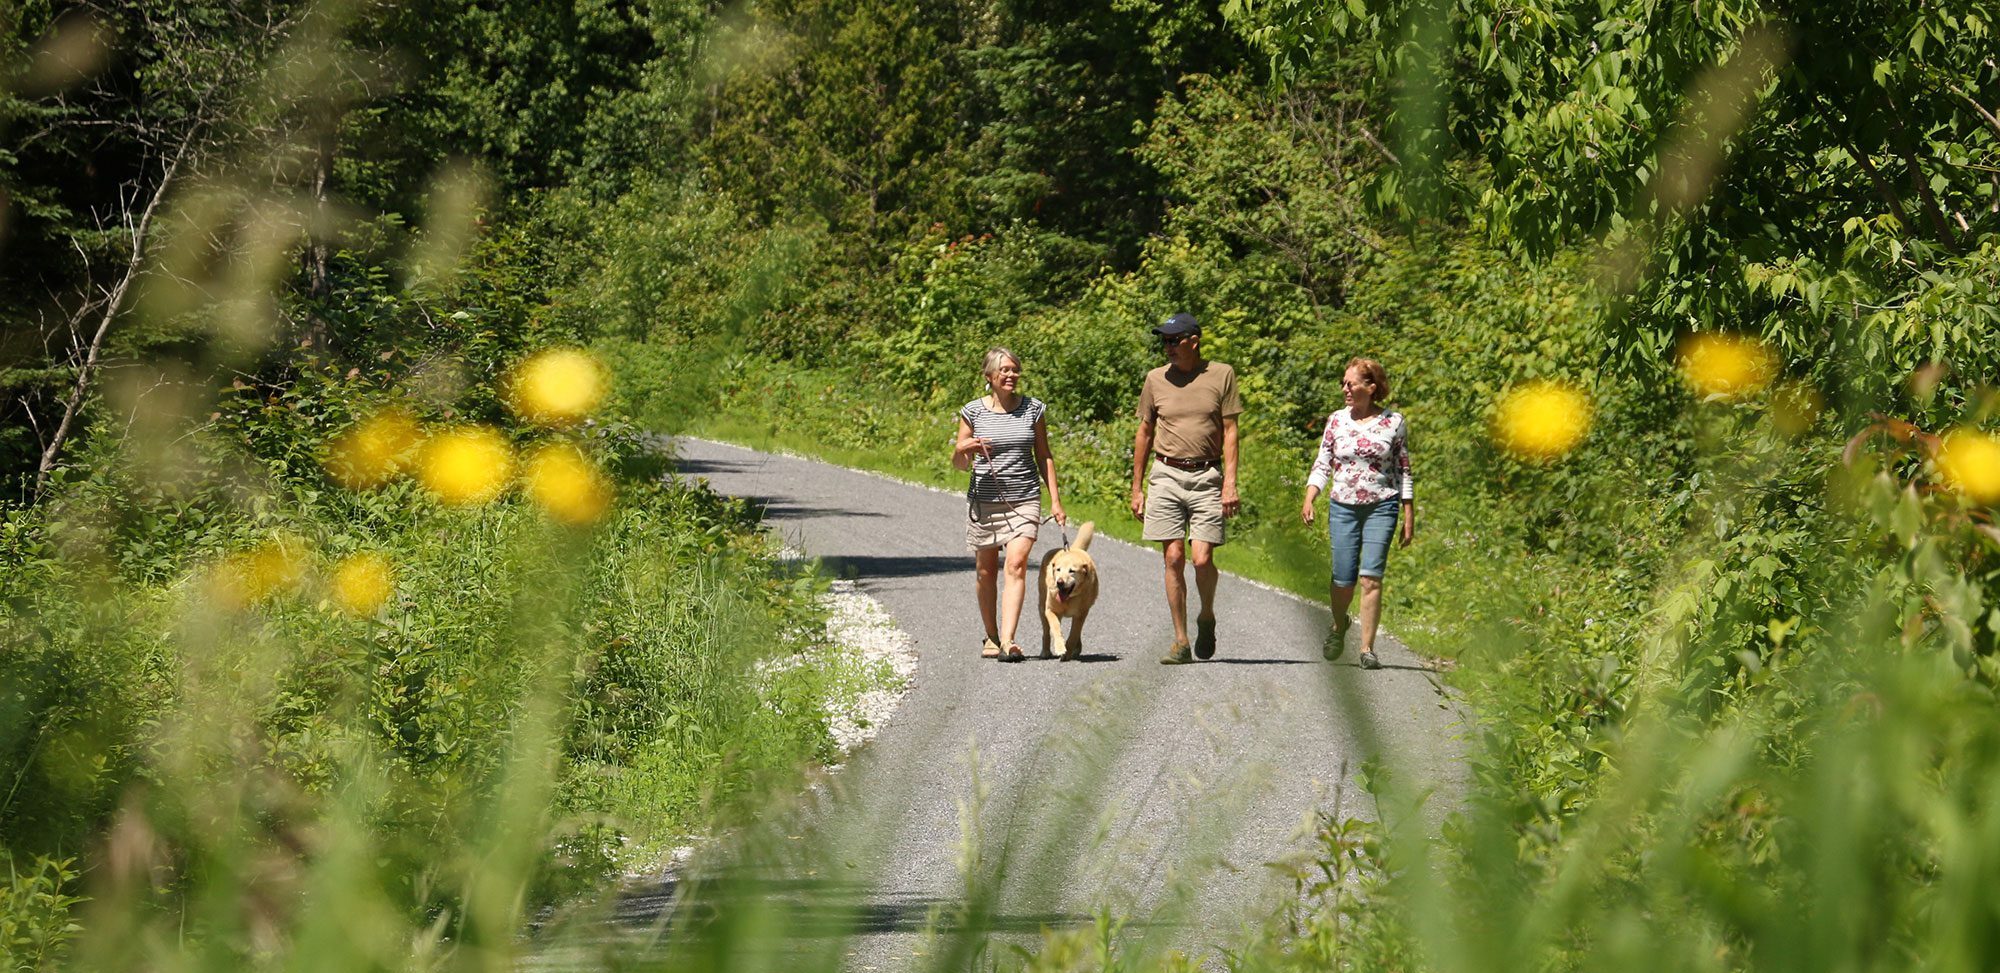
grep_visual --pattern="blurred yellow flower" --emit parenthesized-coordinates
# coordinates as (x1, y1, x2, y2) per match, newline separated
(330, 553, 395, 615)
(1494, 380, 1592, 460)
(508, 349, 606, 426)
(1937, 429, 2000, 505)
(419, 426, 513, 505)
(212, 537, 308, 609)
(1770, 381, 1824, 437)
(1679, 333, 1775, 399)
(524, 443, 613, 525)
(325, 410, 423, 489)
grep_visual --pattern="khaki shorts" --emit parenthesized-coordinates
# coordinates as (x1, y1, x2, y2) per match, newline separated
(967, 498, 1042, 552)
(1142, 461, 1227, 546)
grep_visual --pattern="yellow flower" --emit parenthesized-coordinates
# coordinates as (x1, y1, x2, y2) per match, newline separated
(1493, 380, 1592, 460)
(508, 349, 607, 426)
(524, 443, 613, 525)
(212, 537, 309, 609)
(325, 410, 423, 489)
(330, 553, 395, 615)
(1770, 381, 1823, 437)
(1937, 429, 2000, 505)
(1679, 333, 1776, 399)
(419, 426, 514, 505)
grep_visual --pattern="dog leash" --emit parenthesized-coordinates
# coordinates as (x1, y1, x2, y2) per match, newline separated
(1043, 514, 1069, 549)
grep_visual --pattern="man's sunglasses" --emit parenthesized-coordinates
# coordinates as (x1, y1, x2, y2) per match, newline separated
(1159, 333, 1194, 347)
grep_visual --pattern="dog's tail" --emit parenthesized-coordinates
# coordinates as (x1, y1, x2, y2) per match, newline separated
(1072, 521, 1095, 551)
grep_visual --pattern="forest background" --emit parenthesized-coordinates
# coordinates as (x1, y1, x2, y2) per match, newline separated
(3, 0, 2000, 969)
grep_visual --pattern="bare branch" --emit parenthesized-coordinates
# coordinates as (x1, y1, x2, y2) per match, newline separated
(1941, 78, 2000, 142)
(1356, 123, 1401, 166)
(34, 136, 192, 497)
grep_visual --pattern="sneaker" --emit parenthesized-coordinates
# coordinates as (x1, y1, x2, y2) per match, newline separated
(1193, 617, 1217, 660)
(1322, 627, 1346, 661)
(1160, 640, 1195, 665)
(1358, 650, 1382, 670)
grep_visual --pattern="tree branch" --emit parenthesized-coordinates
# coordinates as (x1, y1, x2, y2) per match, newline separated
(1883, 92, 1962, 250)
(1941, 78, 2000, 142)
(1840, 135, 1913, 233)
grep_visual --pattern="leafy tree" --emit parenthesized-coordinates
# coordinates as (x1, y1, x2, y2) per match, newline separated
(963, 0, 1251, 269)
(695, 0, 974, 251)
(1221, 0, 1999, 403)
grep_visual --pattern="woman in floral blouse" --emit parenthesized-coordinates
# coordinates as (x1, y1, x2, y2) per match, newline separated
(1299, 357, 1415, 669)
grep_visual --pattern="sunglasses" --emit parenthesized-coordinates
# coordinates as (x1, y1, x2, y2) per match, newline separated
(1159, 333, 1194, 347)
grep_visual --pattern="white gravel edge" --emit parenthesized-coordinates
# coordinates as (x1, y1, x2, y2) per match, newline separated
(638, 552, 919, 881)
(770, 572, 921, 763)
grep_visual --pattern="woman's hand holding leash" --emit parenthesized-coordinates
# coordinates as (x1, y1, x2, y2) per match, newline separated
(953, 435, 992, 471)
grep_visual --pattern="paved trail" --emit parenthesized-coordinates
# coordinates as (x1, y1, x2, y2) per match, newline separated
(610, 438, 1465, 969)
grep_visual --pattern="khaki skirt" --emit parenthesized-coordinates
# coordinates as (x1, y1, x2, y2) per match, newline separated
(966, 498, 1042, 552)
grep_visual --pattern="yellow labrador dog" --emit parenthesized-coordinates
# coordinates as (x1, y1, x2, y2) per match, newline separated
(1037, 522, 1098, 660)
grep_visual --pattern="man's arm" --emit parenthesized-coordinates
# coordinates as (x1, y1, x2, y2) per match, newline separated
(1220, 415, 1240, 518)
(1130, 419, 1153, 520)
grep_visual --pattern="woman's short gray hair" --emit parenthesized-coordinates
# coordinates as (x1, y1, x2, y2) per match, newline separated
(981, 346, 1021, 377)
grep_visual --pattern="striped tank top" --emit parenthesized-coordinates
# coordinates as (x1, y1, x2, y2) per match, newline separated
(959, 396, 1045, 503)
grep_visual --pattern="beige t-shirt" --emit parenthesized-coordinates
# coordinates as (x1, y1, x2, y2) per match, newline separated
(1136, 361, 1243, 461)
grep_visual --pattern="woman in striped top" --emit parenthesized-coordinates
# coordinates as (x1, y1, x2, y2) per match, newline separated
(953, 347, 1067, 662)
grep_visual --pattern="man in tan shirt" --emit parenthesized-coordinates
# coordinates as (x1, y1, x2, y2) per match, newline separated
(1130, 312, 1241, 664)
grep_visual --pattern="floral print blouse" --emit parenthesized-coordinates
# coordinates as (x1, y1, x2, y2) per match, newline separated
(1306, 407, 1412, 505)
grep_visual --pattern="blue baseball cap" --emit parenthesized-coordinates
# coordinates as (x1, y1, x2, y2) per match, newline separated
(1153, 312, 1200, 337)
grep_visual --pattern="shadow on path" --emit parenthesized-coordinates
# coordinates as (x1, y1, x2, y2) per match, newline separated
(670, 456, 763, 476)
(612, 876, 1097, 940)
(743, 497, 890, 521)
(813, 554, 969, 581)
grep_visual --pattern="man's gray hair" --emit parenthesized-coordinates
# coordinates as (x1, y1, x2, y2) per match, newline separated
(981, 346, 1021, 377)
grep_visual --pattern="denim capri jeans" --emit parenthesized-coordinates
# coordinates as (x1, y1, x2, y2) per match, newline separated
(1328, 499, 1400, 588)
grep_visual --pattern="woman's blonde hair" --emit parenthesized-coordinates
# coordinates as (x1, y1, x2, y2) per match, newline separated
(1345, 357, 1390, 401)
(982, 346, 1021, 380)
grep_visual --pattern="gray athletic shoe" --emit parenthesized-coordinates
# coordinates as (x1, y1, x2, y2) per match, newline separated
(1160, 640, 1195, 665)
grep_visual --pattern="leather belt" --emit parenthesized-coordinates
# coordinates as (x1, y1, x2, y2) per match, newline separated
(1156, 454, 1220, 471)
